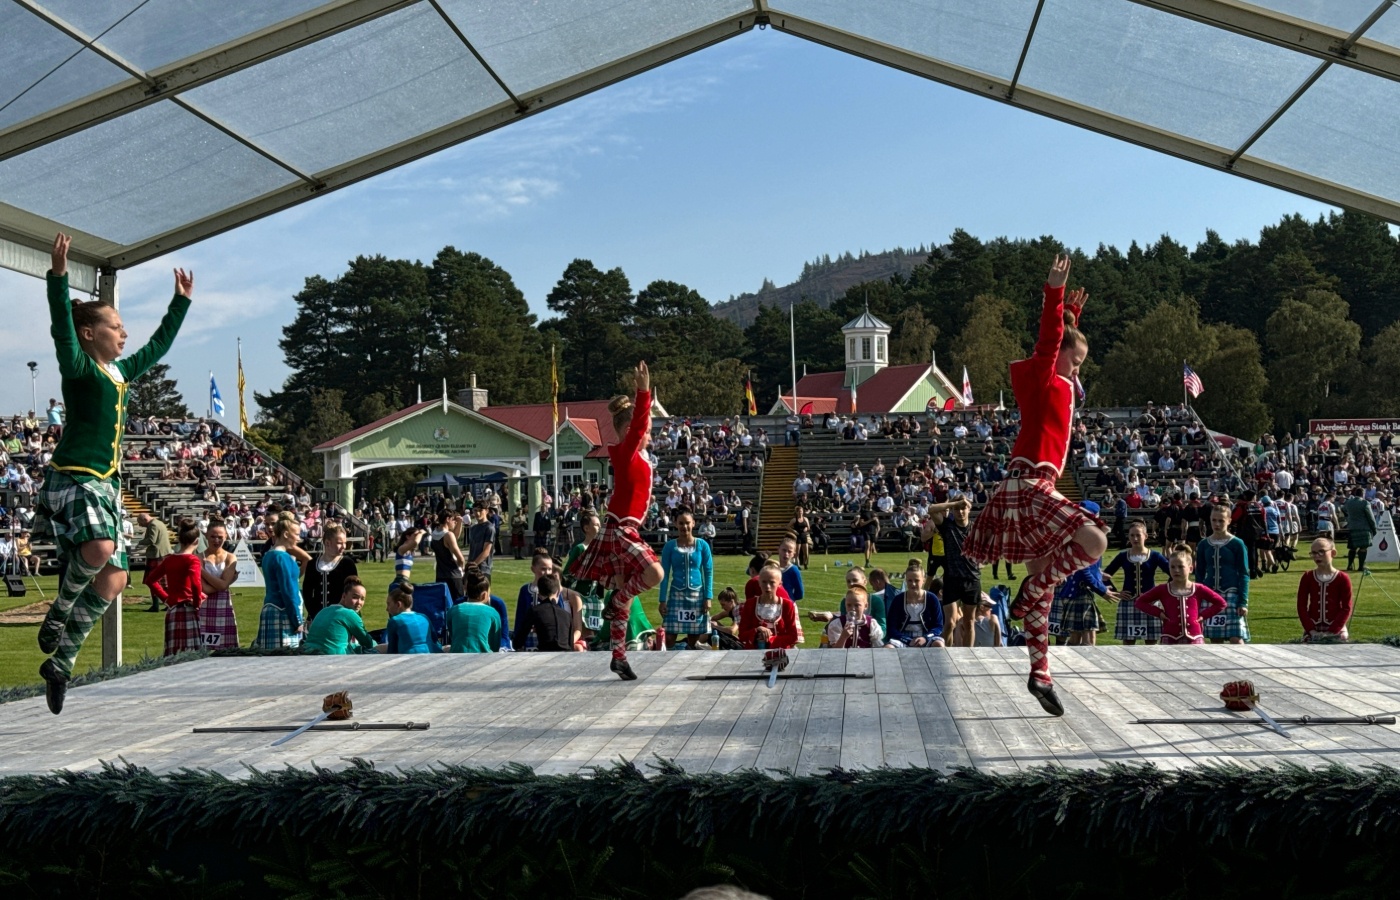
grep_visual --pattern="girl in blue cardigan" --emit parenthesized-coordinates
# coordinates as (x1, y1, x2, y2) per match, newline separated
(658, 510, 714, 649)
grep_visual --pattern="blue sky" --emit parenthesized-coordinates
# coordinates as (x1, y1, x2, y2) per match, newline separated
(0, 28, 1336, 420)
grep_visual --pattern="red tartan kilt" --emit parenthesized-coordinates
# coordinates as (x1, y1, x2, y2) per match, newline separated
(572, 516, 659, 597)
(164, 603, 202, 656)
(964, 475, 1100, 564)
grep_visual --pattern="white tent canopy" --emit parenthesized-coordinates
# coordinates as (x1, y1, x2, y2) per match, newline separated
(3, 0, 1399, 292)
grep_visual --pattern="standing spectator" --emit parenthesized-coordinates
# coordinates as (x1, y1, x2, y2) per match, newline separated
(736, 499, 754, 554)
(510, 507, 528, 560)
(1343, 486, 1378, 572)
(252, 514, 304, 649)
(467, 504, 496, 578)
(658, 510, 714, 650)
(532, 506, 552, 550)
(1197, 506, 1251, 645)
(1298, 537, 1353, 641)
(198, 518, 240, 649)
(788, 505, 812, 568)
(926, 496, 982, 647)
(135, 513, 172, 613)
(430, 510, 467, 599)
(301, 521, 357, 622)
(142, 518, 204, 656)
(45, 398, 64, 435)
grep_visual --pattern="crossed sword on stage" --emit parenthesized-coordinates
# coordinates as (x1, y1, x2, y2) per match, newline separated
(1132, 679, 1394, 737)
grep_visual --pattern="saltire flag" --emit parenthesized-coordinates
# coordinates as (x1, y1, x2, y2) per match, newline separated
(209, 373, 225, 417)
(799, 401, 814, 415)
(236, 343, 248, 433)
(1184, 363, 1205, 398)
(744, 377, 757, 415)
(1073, 375, 1086, 402)
(550, 345, 559, 428)
(961, 366, 974, 406)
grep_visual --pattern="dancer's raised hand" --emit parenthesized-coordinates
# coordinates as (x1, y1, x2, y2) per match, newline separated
(635, 360, 650, 393)
(174, 268, 194, 299)
(1047, 253, 1071, 288)
(51, 232, 70, 277)
(1066, 287, 1088, 324)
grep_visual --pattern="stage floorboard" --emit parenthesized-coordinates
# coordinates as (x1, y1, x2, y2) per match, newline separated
(4, 645, 1400, 777)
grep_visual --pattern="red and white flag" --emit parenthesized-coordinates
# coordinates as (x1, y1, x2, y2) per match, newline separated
(961, 366, 974, 407)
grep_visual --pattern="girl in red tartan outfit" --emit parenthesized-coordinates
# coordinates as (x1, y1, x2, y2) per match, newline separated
(571, 361, 665, 680)
(963, 254, 1106, 716)
(143, 519, 206, 656)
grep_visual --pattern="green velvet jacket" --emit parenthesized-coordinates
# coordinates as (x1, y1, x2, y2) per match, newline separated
(48, 272, 189, 480)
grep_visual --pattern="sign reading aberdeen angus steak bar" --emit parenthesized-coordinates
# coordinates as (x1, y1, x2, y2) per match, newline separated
(1309, 419, 1400, 435)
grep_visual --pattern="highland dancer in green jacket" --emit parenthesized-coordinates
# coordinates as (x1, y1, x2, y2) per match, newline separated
(36, 233, 192, 714)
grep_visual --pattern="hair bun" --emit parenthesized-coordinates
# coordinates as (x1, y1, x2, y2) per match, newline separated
(608, 395, 633, 415)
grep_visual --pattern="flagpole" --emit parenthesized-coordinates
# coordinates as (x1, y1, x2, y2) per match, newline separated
(1183, 358, 1188, 413)
(551, 344, 560, 510)
(789, 303, 798, 415)
(237, 337, 245, 437)
(207, 371, 212, 419)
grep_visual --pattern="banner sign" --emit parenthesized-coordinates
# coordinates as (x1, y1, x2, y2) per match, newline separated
(1371, 511, 1399, 565)
(233, 538, 265, 589)
(1308, 419, 1400, 435)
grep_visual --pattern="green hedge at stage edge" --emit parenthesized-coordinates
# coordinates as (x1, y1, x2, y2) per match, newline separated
(3, 759, 1400, 899)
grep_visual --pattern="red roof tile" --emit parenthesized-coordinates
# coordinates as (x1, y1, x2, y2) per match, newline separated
(789, 364, 935, 414)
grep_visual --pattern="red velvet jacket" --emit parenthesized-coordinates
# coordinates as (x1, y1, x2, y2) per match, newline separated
(1135, 582, 1226, 642)
(143, 553, 205, 609)
(1297, 569, 1353, 635)
(1008, 284, 1074, 475)
(606, 389, 653, 521)
(738, 595, 799, 649)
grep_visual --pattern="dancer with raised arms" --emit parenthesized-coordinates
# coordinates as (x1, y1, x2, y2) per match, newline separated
(36, 233, 192, 714)
(571, 361, 665, 680)
(962, 253, 1105, 716)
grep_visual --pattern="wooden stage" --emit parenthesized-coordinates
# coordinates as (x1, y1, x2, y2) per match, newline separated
(4, 644, 1400, 777)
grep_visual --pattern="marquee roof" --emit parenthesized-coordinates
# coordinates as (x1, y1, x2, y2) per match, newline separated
(4, 0, 1399, 292)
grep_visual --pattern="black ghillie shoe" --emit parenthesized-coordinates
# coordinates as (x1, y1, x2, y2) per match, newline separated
(611, 658, 638, 681)
(1028, 675, 1064, 717)
(39, 659, 69, 716)
(37, 613, 65, 655)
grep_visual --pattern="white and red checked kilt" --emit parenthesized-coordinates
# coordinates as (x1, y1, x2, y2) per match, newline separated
(164, 603, 201, 656)
(197, 590, 239, 649)
(571, 514, 659, 599)
(964, 467, 1100, 564)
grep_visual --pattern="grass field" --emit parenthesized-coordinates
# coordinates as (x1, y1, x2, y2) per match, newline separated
(4, 550, 1400, 688)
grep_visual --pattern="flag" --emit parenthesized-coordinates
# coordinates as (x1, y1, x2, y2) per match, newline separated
(850, 381, 858, 413)
(209, 373, 225, 417)
(942, 396, 956, 411)
(1184, 363, 1204, 398)
(744, 377, 757, 416)
(799, 401, 813, 415)
(1074, 375, 1086, 402)
(237, 340, 248, 434)
(961, 366, 974, 406)
(550, 345, 559, 428)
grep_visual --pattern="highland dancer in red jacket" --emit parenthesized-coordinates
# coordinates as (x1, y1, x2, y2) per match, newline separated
(963, 254, 1107, 716)
(571, 361, 665, 680)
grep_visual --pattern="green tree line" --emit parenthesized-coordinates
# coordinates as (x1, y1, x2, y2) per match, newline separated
(257, 210, 1400, 481)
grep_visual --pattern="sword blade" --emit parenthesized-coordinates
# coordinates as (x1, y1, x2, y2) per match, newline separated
(767, 665, 780, 689)
(1250, 703, 1290, 737)
(271, 709, 333, 747)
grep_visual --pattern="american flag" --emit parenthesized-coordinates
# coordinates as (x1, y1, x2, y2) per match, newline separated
(1183, 363, 1204, 398)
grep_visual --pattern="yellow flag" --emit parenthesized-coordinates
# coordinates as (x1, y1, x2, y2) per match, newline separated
(550, 345, 559, 429)
(237, 341, 248, 434)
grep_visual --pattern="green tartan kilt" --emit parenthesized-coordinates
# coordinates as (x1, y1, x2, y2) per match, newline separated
(36, 468, 128, 570)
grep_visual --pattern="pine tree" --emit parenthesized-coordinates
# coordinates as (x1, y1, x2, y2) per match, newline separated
(127, 363, 191, 418)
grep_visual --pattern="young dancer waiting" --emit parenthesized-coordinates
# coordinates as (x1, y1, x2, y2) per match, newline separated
(885, 560, 945, 648)
(142, 518, 205, 656)
(1298, 537, 1354, 642)
(1134, 546, 1227, 645)
(827, 587, 884, 648)
(1196, 506, 1251, 644)
(963, 254, 1104, 716)
(658, 509, 714, 649)
(198, 518, 240, 648)
(35, 233, 192, 713)
(1104, 520, 1170, 645)
(570, 362, 665, 679)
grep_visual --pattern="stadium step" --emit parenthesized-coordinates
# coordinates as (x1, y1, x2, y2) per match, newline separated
(1057, 471, 1083, 503)
(121, 488, 150, 518)
(756, 445, 799, 552)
